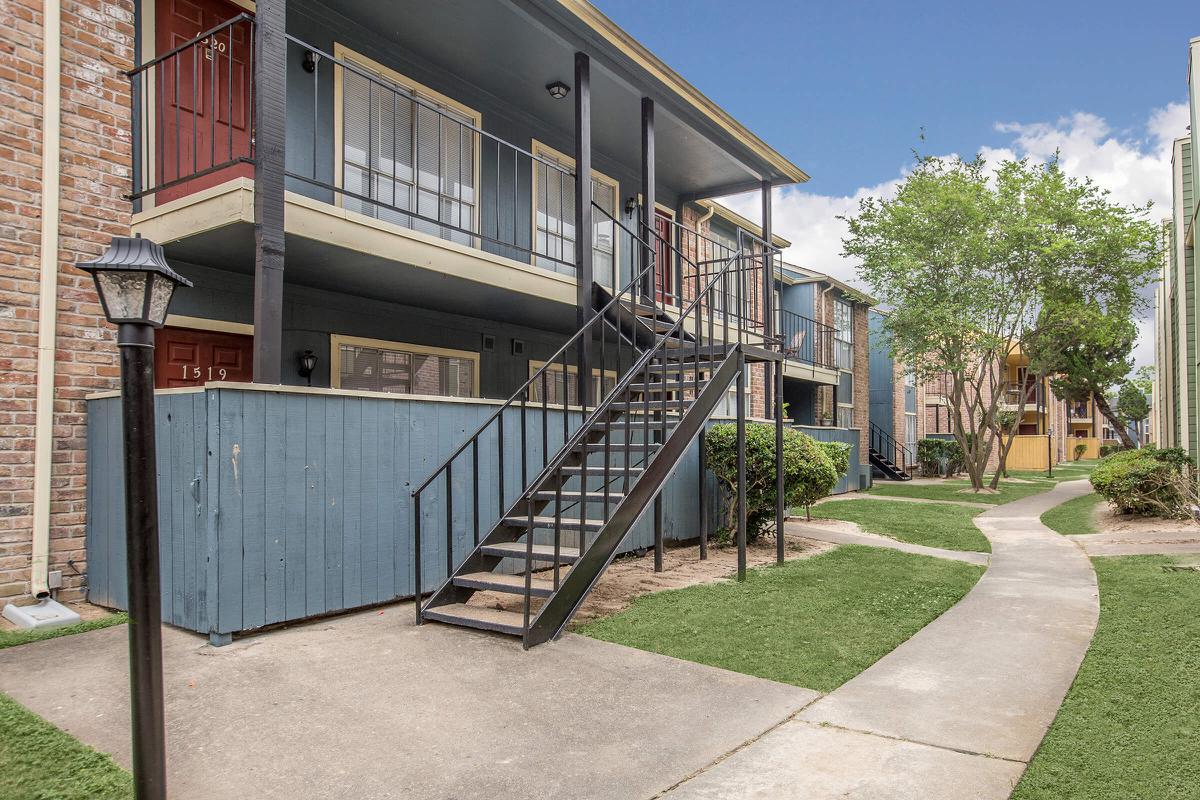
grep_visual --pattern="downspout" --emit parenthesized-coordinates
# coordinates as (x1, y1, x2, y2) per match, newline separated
(30, 0, 62, 599)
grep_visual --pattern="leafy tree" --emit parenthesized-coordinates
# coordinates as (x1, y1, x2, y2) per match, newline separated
(846, 153, 1160, 488)
(1116, 381, 1150, 445)
(1130, 365, 1155, 397)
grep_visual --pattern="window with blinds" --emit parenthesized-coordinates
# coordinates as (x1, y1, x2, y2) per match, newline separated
(338, 342, 475, 398)
(527, 362, 616, 406)
(532, 144, 617, 285)
(339, 50, 477, 246)
(834, 299, 854, 370)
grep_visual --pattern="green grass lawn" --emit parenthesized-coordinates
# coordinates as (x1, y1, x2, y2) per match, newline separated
(580, 545, 983, 692)
(808, 499, 990, 553)
(866, 478, 1054, 505)
(1040, 492, 1105, 536)
(1012, 556, 1200, 800)
(0, 693, 131, 800)
(0, 613, 126, 650)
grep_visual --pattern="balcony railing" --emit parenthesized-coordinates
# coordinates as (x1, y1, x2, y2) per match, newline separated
(1002, 381, 1043, 408)
(779, 309, 835, 369)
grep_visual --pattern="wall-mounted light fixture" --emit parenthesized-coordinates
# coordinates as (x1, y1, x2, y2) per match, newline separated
(545, 80, 570, 100)
(297, 349, 317, 385)
(303, 50, 320, 74)
(624, 196, 638, 217)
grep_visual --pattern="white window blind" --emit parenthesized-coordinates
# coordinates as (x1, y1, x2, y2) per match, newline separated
(534, 149, 617, 285)
(341, 62, 476, 245)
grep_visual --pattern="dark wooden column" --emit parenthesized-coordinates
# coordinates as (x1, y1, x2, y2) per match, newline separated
(574, 52, 593, 407)
(252, 0, 287, 384)
(640, 97, 655, 300)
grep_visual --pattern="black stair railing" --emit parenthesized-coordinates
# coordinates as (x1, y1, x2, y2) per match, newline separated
(411, 199, 782, 637)
(869, 421, 914, 475)
(779, 309, 836, 369)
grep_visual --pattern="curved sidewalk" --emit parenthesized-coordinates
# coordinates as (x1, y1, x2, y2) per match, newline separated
(664, 479, 1099, 800)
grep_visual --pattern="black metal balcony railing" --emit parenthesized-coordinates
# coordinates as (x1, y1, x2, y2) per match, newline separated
(127, 14, 257, 201)
(779, 309, 836, 369)
(1002, 381, 1043, 407)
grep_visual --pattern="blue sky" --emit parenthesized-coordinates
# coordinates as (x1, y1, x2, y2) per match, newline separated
(594, 0, 1194, 368)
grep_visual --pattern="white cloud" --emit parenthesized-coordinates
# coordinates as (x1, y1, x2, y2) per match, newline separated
(717, 102, 1187, 371)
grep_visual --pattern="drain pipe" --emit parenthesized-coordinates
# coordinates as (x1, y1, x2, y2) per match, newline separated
(30, 0, 62, 600)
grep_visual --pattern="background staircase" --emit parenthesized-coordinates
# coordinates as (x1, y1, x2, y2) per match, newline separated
(868, 421, 914, 481)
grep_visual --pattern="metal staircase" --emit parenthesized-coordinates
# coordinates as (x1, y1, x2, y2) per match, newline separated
(868, 421, 914, 481)
(410, 206, 781, 647)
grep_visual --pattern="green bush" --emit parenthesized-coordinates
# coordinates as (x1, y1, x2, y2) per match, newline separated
(1073, 442, 1088, 461)
(1099, 443, 1130, 458)
(916, 438, 964, 476)
(705, 423, 845, 539)
(1090, 449, 1196, 518)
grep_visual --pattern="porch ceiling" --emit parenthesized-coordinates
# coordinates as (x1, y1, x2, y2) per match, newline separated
(314, 0, 805, 197)
(160, 221, 580, 334)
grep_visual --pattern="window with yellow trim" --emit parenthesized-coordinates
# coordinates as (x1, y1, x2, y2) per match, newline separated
(337, 45, 479, 246)
(527, 360, 617, 406)
(336, 338, 476, 398)
(531, 141, 618, 286)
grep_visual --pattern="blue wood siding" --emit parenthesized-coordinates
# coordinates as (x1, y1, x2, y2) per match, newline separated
(87, 388, 735, 637)
(868, 310, 894, 438)
(794, 425, 862, 495)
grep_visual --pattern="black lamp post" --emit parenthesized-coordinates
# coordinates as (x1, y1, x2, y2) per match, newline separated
(79, 236, 192, 800)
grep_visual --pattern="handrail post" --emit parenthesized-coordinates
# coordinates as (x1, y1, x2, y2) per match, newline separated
(640, 97, 655, 302)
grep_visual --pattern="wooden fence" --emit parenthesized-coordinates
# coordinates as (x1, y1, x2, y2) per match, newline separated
(86, 385, 861, 643)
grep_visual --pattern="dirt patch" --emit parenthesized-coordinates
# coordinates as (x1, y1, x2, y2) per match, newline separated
(468, 530, 834, 625)
(1093, 505, 1200, 538)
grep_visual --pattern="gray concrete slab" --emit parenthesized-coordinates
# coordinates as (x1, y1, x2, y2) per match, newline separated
(788, 520, 990, 566)
(662, 722, 1024, 800)
(0, 605, 818, 800)
(665, 479, 1099, 799)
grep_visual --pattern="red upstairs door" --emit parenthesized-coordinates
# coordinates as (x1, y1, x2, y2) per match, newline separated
(155, 326, 254, 388)
(154, 0, 254, 204)
(654, 210, 673, 304)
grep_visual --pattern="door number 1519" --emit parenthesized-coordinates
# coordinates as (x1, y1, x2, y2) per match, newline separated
(182, 365, 228, 381)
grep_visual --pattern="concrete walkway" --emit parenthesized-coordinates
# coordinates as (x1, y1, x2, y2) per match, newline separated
(0, 606, 817, 800)
(817, 494, 994, 510)
(789, 520, 990, 566)
(664, 479, 1099, 800)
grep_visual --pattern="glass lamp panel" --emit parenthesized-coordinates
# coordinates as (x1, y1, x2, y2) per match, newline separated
(147, 272, 177, 325)
(96, 270, 150, 320)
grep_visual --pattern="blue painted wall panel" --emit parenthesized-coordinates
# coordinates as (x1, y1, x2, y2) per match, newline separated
(87, 390, 861, 637)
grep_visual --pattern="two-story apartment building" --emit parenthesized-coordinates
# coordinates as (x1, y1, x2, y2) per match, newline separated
(4, 0, 852, 645)
(1153, 36, 1198, 461)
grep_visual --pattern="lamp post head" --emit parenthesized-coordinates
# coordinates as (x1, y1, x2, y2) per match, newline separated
(78, 236, 193, 328)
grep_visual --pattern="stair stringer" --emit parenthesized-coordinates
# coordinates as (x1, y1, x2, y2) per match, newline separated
(523, 348, 746, 648)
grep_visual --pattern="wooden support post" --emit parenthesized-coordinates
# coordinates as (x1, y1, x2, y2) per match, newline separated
(251, 0, 286, 384)
(654, 493, 663, 572)
(640, 97, 655, 300)
(736, 355, 747, 580)
(574, 52, 593, 407)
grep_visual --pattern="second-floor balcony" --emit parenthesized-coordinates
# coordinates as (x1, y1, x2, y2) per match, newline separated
(1000, 380, 1044, 410)
(125, 2, 805, 345)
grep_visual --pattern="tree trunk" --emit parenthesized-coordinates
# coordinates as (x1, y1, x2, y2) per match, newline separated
(1094, 394, 1137, 449)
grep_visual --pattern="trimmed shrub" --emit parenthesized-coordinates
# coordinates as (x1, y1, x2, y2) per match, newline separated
(705, 423, 845, 539)
(1090, 449, 1196, 518)
(1099, 443, 1131, 458)
(916, 438, 965, 476)
(1073, 442, 1088, 461)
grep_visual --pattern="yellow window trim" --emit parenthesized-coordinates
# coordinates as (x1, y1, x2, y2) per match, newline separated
(164, 314, 254, 336)
(530, 139, 620, 282)
(528, 359, 617, 381)
(330, 333, 481, 398)
(332, 42, 482, 229)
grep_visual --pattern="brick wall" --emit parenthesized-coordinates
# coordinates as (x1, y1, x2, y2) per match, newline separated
(0, 0, 131, 608)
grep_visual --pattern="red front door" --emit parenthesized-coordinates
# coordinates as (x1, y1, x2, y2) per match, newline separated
(654, 210, 673, 303)
(155, 326, 254, 388)
(155, 0, 254, 204)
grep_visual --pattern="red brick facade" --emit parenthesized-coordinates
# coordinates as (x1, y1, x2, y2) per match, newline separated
(0, 0, 131, 608)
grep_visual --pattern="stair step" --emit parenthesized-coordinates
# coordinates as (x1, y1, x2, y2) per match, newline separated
(628, 383, 690, 394)
(423, 603, 525, 636)
(531, 489, 625, 503)
(504, 515, 607, 531)
(611, 399, 692, 411)
(559, 464, 643, 478)
(480, 541, 582, 562)
(453, 571, 558, 597)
